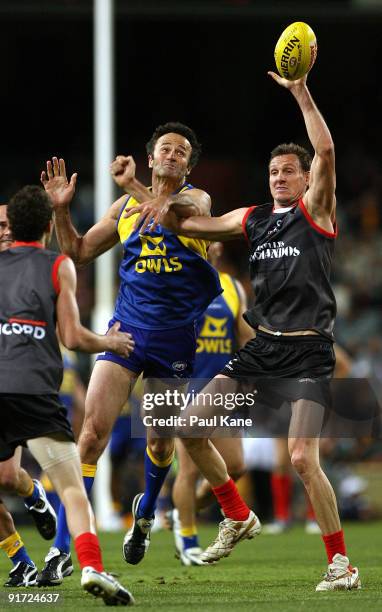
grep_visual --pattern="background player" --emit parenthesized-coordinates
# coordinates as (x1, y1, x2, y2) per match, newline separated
(38, 122, 221, 575)
(171, 242, 253, 565)
(126, 71, 360, 591)
(0, 185, 135, 604)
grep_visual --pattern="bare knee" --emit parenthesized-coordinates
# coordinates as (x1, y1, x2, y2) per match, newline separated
(79, 418, 110, 464)
(0, 468, 19, 493)
(147, 438, 174, 463)
(290, 446, 319, 481)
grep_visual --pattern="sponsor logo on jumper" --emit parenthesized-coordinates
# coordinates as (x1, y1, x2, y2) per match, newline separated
(267, 219, 283, 236)
(250, 241, 300, 262)
(135, 234, 182, 273)
(0, 318, 47, 339)
(197, 315, 232, 354)
(172, 361, 188, 372)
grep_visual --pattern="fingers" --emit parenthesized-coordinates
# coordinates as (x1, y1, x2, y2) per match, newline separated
(123, 206, 140, 219)
(139, 212, 152, 233)
(59, 158, 67, 180)
(47, 160, 53, 179)
(70, 173, 78, 189)
(40, 171, 47, 186)
(109, 321, 121, 332)
(45, 157, 70, 180)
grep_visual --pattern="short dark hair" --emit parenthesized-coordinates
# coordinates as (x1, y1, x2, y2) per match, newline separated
(146, 121, 202, 168)
(270, 143, 312, 172)
(7, 186, 52, 241)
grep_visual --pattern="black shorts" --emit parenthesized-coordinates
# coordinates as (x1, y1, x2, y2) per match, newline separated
(0, 394, 74, 461)
(221, 331, 335, 410)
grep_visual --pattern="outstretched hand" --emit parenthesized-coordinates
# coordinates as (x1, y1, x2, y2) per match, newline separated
(41, 157, 77, 209)
(267, 71, 307, 90)
(123, 195, 170, 233)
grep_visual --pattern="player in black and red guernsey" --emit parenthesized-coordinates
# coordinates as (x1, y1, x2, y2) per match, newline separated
(125, 71, 360, 591)
(0, 185, 135, 605)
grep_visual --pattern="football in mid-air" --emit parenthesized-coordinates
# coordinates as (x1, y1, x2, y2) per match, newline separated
(274, 22, 317, 81)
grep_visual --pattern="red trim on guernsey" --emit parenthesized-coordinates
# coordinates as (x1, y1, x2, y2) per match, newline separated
(241, 206, 257, 242)
(52, 254, 68, 294)
(9, 318, 47, 326)
(299, 199, 338, 238)
(11, 241, 44, 248)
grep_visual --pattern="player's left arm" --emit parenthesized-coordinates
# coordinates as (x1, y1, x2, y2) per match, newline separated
(234, 280, 255, 346)
(268, 72, 336, 230)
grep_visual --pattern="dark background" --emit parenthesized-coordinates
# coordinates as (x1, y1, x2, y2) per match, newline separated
(1, 0, 381, 356)
(1, 0, 381, 206)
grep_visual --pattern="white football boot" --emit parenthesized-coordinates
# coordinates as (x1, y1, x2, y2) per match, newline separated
(170, 509, 208, 566)
(200, 510, 261, 563)
(316, 554, 361, 591)
(81, 566, 135, 605)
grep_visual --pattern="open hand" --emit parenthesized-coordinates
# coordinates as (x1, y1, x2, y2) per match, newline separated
(41, 157, 77, 209)
(267, 71, 307, 90)
(123, 195, 170, 233)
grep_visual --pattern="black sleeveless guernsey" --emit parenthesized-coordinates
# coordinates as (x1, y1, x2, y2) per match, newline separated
(242, 199, 337, 339)
(0, 243, 66, 394)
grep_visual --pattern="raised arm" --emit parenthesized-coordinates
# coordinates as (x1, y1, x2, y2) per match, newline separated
(56, 257, 135, 357)
(268, 72, 336, 226)
(41, 157, 121, 266)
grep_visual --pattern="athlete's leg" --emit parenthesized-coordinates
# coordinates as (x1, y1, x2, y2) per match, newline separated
(27, 435, 133, 604)
(53, 361, 138, 558)
(288, 400, 340, 535)
(0, 448, 34, 497)
(0, 449, 56, 541)
(0, 501, 37, 586)
(80, 361, 138, 464)
(195, 437, 245, 511)
(179, 376, 260, 563)
(173, 439, 200, 529)
(288, 399, 359, 591)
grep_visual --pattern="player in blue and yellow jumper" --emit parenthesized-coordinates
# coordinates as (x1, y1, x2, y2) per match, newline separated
(39, 123, 221, 579)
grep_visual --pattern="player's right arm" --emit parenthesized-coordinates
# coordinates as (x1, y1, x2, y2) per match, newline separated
(168, 207, 249, 241)
(56, 257, 135, 357)
(41, 157, 122, 266)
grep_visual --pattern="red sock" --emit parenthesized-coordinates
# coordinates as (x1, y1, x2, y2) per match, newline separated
(306, 496, 316, 521)
(322, 529, 347, 564)
(271, 474, 292, 522)
(212, 478, 250, 521)
(74, 532, 103, 572)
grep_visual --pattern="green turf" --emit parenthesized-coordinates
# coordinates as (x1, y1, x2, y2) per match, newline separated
(1, 522, 381, 611)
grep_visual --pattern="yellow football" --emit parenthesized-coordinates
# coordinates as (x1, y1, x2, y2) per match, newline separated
(274, 22, 317, 81)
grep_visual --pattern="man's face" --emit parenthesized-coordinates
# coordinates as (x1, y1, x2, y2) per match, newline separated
(0, 205, 12, 252)
(269, 154, 309, 206)
(149, 132, 192, 180)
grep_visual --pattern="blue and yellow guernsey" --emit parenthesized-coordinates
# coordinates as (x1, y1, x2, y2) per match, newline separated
(194, 272, 240, 378)
(115, 184, 222, 329)
(59, 346, 78, 416)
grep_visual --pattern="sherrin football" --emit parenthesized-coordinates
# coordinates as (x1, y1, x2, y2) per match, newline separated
(274, 22, 317, 81)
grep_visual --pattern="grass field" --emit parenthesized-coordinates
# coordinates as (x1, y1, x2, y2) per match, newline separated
(0, 522, 381, 611)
